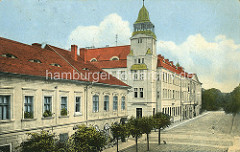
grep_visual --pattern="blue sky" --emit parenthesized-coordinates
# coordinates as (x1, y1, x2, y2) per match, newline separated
(0, 0, 240, 92)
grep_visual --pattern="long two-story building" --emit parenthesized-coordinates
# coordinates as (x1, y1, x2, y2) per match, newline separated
(0, 37, 129, 151)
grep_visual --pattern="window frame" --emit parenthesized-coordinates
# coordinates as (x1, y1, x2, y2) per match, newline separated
(24, 96, 34, 119)
(104, 95, 109, 111)
(0, 95, 11, 120)
(113, 96, 118, 111)
(43, 96, 52, 114)
(92, 95, 99, 113)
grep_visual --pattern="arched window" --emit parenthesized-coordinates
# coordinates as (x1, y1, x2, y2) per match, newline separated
(90, 58, 97, 62)
(113, 96, 118, 111)
(104, 95, 109, 111)
(93, 95, 99, 112)
(110, 56, 119, 61)
(121, 96, 125, 110)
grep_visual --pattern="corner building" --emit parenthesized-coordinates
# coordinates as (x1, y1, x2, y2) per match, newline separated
(80, 4, 202, 121)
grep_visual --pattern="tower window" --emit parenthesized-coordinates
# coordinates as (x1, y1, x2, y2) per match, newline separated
(138, 38, 142, 43)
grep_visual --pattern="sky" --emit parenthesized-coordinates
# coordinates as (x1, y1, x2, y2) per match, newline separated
(0, 0, 240, 92)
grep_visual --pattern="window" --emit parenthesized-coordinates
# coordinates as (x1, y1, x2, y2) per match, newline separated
(140, 88, 144, 98)
(133, 71, 138, 80)
(163, 72, 165, 81)
(29, 59, 41, 63)
(90, 58, 97, 62)
(50, 63, 61, 67)
(134, 59, 137, 64)
(61, 97, 68, 116)
(0, 96, 10, 120)
(173, 90, 175, 99)
(140, 70, 144, 80)
(111, 56, 119, 61)
(24, 96, 33, 119)
(138, 58, 141, 63)
(43, 96, 52, 117)
(134, 88, 138, 98)
(75, 97, 81, 113)
(136, 108, 142, 118)
(142, 58, 144, 63)
(120, 71, 126, 80)
(138, 38, 142, 43)
(104, 96, 109, 111)
(113, 96, 118, 111)
(121, 96, 125, 110)
(1, 53, 17, 58)
(157, 91, 160, 99)
(93, 95, 99, 112)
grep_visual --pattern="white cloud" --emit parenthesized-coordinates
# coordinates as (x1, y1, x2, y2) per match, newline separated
(67, 13, 131, 48)
(157, 34, 240, 92)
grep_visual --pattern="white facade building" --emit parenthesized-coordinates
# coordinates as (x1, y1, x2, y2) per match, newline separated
(81, 4, 202, 121)
(0, 37, 129, 151)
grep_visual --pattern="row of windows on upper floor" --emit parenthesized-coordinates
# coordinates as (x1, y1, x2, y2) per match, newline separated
(0, 95, 126, 121)
(161, 89, 181, 100)
(1, 53, 61, 67)
(134, 88, 144, 98)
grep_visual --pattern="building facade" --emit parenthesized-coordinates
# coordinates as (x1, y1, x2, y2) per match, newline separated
(78, 4, 202, 121)
(0, 37, 129, 151)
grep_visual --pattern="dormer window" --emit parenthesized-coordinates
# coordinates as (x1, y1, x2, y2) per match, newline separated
(110, 56, 119, 61)
(170, 63, 172, 66)
(29, 59, 42, 63)
(90, 58, 97, 62)
(1, 53, 17, 59)
(163, 59, 165, 63)
(50, 63, 61, 67)
(82, 68, 89, 71)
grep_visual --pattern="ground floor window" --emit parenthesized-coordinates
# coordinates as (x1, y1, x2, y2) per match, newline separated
(0, 144, 11, 152)
(136, 108, 142, 118)
(0, 95, 10, 120)
(24, 96, 33, 119)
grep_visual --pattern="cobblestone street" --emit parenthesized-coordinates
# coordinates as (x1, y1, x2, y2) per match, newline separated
(104, 111, 240, 152)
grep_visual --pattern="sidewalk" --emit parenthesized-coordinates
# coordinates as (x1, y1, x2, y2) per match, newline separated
(103, 112, 209, 152)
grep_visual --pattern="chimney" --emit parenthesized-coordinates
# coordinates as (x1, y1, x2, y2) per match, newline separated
(71, 45, 78, 61)
(80, 48, 87, 63)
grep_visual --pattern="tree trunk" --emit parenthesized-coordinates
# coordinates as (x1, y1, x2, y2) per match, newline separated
(230, 113, 236, 134)
(135, 136, 138, 152)
(147, 134, 150, 151)
(158, 129, 161, 145)
(117, 137, 119, 152)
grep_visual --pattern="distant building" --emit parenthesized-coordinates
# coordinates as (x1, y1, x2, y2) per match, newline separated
(0, 37, 129, 151)
(78, 4, 202, 121)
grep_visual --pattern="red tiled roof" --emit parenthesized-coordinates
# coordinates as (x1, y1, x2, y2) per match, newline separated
(83, 45, 130, 61)
(0, 37, 128, 87)
(82, 45, 193, 78)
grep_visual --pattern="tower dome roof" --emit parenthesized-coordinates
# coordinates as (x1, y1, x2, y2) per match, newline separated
(135, 5, 150, 23)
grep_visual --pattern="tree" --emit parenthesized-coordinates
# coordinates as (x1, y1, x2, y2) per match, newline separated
(127, 117, 143, 152)
(223, 84, 240, 133)
(153, 112, 171, 145)
(202, 88, 224, 111)
(68, 125, 106, 152)
(139, 116, 154, 151)
(17, 130, 56, 152)
(110, 122, 129, 152)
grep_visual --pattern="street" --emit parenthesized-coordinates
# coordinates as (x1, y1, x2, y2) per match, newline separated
(105, 111, 240, 152)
